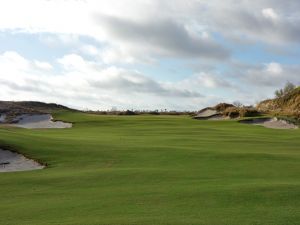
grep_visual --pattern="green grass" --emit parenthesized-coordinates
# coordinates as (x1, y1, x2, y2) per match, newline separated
(0, 112, 299, 225)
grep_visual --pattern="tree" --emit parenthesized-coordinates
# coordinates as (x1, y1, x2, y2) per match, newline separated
(275, 82, 296, 98)
(283, 82, 296, 94)
(233, 101, 243, 108)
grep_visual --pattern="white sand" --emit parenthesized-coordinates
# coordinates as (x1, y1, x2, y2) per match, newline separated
(208, 115, 230, 120)
(195, 109, 218, 118)
(0, 149, 44, 172)
(0, 114, 6, 123)
(241, 118, 298, 129)
(10, 114, 72, 129)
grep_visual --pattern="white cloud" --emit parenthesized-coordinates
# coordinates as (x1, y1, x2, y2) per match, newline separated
(0, 0, 231, 63)
(100, 47, 138, 64)
(235, 62, 299, 88)
(199, 74, 222, 88)
(0, 0, 299, 60)
(34, 60, 53, 70)
(0, 1, 299, 109)
(178, 72, 234, 90)
(79, 45, 99, 56)
(0, 51, 209, 110)
(265, 62, 282, 75)
(0, 51, 298, 110)
(262, 8, 279, 21)
(0, 51, 30, 71)
(58, 54, 89, 71)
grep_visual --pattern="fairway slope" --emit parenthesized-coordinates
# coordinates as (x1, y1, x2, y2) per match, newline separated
(0, 113, 299, 225)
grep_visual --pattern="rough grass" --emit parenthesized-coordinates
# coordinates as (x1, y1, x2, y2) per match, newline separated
(0, 112, 299, 225)
(257, 86, 300, 118)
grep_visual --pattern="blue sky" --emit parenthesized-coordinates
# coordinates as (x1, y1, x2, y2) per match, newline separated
(0, 0, 299, 110)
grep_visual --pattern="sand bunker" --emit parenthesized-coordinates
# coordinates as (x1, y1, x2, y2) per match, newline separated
(0, 114, 6, 123)
(194, 109, 222, 120)
(197, 109, 218, 117)
(240, 118, 298, 129)
(10, 114, 72, 129)
(207, 115, 230, 120)
(194, 109, 230, 120)
(0, 149, 44, 172)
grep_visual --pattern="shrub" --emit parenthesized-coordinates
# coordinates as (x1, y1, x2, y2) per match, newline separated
(275, 82, 296, 98)
(224, 107, 260, 118)
(214, 103, 234, 112)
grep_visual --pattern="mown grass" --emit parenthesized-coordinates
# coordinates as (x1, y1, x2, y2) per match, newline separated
(0, 112, 299, 225)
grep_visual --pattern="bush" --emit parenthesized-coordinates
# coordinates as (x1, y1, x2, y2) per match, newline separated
(275, 82, 296, 98)
(214, 103, 234, 112)
(223, 107, 240, 118)
(224, 107, 260, 118)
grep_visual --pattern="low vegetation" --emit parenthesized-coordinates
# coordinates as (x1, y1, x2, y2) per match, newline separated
(85, 109, 196, 116)
(197, 102, 260, 119)
(257, 83, 300, 119)
(274, 82, 296, 98)
(223, 106, 260, 118)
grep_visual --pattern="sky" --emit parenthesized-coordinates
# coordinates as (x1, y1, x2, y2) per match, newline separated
(0, 0, 299, 111)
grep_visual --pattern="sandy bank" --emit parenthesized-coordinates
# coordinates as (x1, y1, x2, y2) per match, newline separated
(239, 118, 298, 129)
(0, 149, 44, 172)
(10, 114, 72, 129)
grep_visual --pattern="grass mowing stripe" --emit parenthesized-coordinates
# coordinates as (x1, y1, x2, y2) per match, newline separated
(0, 113, 299, 225)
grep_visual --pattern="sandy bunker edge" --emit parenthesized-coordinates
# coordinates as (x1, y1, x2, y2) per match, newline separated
(239, 117, 299, 129)
(0, 148, 45, 172)
(0, 113, 72, 129)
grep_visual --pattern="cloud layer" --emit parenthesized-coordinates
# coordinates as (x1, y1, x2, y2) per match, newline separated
(0, 51, 207, 110)
(0, 0, 299, 110)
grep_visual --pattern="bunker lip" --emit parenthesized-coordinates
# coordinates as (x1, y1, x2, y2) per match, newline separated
(0, 148, 45, 173)
(207, 115, 231, 120)
(239, 117, 299, 129)
(7, 114, 72, 129)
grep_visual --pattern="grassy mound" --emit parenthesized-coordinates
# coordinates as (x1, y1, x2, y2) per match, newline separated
(0, 101, 74, 122)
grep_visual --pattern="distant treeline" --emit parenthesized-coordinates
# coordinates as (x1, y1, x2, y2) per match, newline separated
(84, 109, 197, 116)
